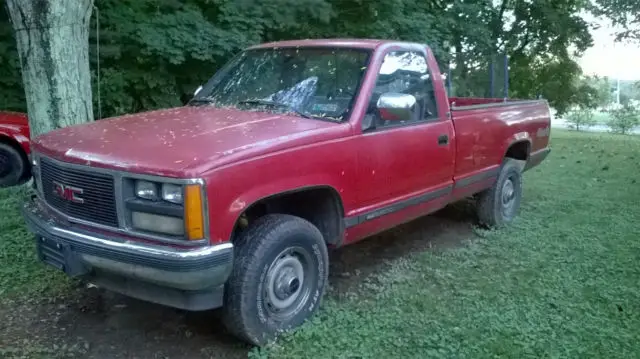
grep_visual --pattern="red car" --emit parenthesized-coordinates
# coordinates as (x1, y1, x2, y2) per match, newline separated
(22, 39, 551, 345)
(0, 111, 31, 187)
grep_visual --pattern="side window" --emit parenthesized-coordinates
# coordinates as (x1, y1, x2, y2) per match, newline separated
(365, 51, 438, 129)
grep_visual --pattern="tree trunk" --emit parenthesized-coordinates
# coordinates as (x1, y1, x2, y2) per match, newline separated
(5, 0, 94, 138)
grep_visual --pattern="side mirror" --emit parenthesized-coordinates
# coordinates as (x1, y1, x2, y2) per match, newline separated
(376, 93, 417, 121)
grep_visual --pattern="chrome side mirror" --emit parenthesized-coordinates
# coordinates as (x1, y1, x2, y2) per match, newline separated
(376, 93, 417, 121)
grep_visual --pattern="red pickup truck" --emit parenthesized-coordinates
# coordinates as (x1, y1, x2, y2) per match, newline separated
(0, 111, 31, 187)
(22, 39, 550, 345)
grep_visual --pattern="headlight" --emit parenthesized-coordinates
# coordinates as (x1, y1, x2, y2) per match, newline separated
(127, 179, 206, 241)
(135, 180, 158, 200)
(161, 183, 183, 204)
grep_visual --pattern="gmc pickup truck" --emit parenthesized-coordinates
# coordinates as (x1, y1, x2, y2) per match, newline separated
(22, 39, 550, 345)
(0, 111, 30, 187)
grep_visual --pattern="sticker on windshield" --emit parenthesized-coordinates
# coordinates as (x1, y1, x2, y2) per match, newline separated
(312, 103, 339, 112)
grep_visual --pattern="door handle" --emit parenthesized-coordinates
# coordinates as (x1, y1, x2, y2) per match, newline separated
(438, 134, 449, 145)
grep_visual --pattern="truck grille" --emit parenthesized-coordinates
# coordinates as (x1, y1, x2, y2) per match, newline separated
(40, 157, 119, 227)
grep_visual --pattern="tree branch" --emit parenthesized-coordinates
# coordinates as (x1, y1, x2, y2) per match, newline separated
(491, 0, 509, 51)
(513, 30, 531, 55)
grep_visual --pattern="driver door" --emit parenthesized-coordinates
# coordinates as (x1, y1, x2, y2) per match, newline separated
(354, 49, 455, 218)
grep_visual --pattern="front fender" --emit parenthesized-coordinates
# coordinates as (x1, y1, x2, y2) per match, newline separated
(207, 173, 348, 244)
(203, 139, 358, 244)
(0, 130, 31, 155)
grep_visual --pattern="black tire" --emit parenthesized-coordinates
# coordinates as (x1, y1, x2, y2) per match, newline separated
(476, 159, 523, 228)
(222, 214, 329, 346)
(0, 142, 27, 188)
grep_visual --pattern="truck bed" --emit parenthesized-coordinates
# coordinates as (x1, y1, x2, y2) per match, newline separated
(449, 98, 551, 186)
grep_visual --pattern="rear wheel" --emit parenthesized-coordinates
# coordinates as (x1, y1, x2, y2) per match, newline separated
(222, 214, 329, 346)
(476, 159, 523, 228)
(0, 143, 27, 187)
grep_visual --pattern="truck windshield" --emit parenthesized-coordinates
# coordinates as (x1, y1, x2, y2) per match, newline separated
(191, 48, 371, 121)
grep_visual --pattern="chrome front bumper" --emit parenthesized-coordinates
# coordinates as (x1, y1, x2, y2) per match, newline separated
(22, 196, 234, 310)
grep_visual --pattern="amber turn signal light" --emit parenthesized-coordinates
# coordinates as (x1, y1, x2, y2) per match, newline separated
(184, 184, 205, 240)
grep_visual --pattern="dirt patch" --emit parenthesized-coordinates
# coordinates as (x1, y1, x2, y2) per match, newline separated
(327, 201, 477, 296)
(0, 202, 478, 359)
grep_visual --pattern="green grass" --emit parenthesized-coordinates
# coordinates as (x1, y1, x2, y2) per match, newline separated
(0, 186, 71, 300)
(255, 130, 640, 358)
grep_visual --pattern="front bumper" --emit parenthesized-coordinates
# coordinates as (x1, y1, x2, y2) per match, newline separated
(22, 196, 234, 311)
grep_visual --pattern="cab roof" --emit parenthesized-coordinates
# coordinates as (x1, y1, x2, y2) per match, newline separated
(248, 39, 423, 50)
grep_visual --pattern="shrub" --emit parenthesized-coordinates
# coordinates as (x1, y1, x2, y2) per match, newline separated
(566, 108, 597, 131)
(609, 105, 640, 134)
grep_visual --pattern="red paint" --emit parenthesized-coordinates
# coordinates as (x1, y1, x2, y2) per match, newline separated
(449, 97, 523, 107)
(0, 111, 30, 155)
(31, 39, 551, 246)
(32, 107, 340, 178)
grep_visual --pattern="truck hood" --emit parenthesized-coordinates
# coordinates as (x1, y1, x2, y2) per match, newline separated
(32, 106, 344, 177)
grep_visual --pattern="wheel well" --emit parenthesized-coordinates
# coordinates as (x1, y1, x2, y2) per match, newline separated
(505, 141, 530, 161)
(232, 187, 345, 246)
(0, 135, 30, 178)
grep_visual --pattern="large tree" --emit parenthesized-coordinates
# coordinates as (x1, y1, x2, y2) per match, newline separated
(5, 0, 94, 137)
(479, 0, 593, 114)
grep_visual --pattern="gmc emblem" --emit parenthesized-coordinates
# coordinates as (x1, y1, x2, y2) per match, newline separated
(52, 181, 84, 204)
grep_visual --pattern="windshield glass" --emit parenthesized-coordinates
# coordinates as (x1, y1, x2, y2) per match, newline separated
(191, 47, 371, 121)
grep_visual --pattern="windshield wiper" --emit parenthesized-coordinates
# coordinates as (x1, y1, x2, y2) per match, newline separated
(188, 97, 216, 106)
(237, 99, 312, 119)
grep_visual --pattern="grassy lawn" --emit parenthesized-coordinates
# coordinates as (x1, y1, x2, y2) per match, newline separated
(1, 130, 639, 358)
(0, 187, 72, 300)
(255, 130, 640, 358)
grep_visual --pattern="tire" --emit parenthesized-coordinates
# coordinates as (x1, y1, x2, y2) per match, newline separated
(222, 214, 329, 346)
(0, 142, 27, 188)
(476, 158, 523, 228)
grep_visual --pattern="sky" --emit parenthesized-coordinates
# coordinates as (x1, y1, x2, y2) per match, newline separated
(579, 16, 640, 81)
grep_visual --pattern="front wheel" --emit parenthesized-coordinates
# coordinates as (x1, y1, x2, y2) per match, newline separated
(476, 159, 523, 228)
(222, 214, 329, 346)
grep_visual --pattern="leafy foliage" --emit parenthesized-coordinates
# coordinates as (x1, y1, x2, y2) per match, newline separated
(583, 75, 614, 109)
(609, 104, 640, 134)
(617, 80, 640, 106)
(594, 0, 640, 41)
(84, 0, 333, 118)
(1, 0, 602, 119)
(0, 10, 24, 111)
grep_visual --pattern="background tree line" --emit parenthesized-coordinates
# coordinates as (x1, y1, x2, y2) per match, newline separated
(0, 0, 636, 120)
(565, 75, 640, 134)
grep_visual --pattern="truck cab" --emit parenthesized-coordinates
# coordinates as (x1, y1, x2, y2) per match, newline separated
(22, 39, 550, 346)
